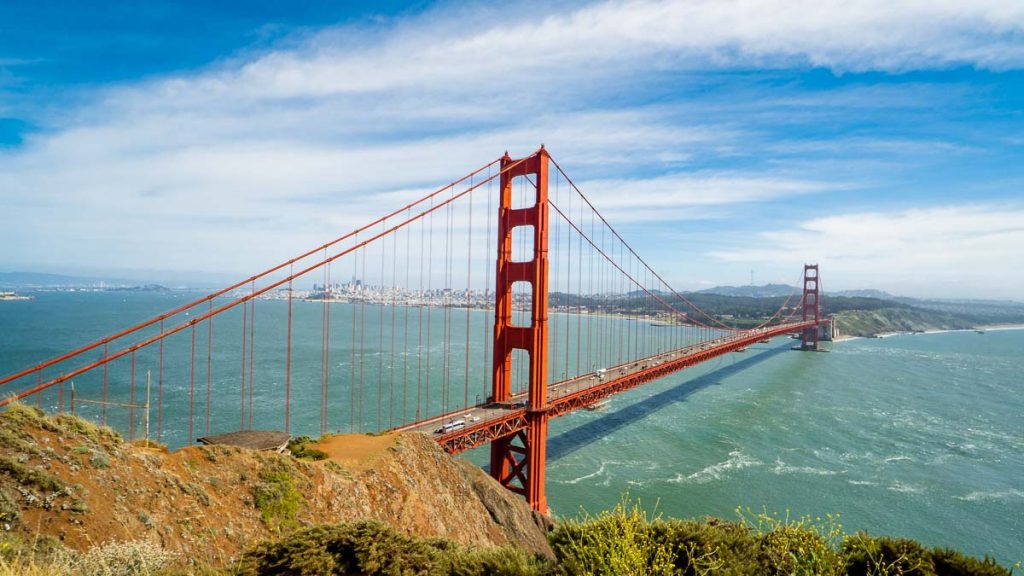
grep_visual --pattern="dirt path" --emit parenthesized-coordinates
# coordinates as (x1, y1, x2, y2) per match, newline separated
(310, 433, 399, 469)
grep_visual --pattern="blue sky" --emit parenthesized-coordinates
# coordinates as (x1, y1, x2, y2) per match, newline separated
(1, 0, 1023, 299)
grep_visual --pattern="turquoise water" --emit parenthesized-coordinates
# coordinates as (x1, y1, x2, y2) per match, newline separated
(538, 329, 1023, 565)
(1, 292, 1021, 564)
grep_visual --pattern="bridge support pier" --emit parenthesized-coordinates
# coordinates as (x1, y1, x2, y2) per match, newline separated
(490, 147, 550, 512)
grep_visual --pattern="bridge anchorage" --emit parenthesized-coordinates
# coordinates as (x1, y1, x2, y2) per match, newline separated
(0, 145, 830, 513)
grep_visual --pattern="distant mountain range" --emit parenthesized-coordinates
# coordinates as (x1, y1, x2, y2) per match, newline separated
(0, 271, 140, 288)
(0, 270, 234, 290)
(697, 284, 1022, 306)
(696, 284, 799, 298)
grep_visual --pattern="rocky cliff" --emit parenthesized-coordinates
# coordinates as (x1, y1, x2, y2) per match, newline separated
(0, 404, 552, 569)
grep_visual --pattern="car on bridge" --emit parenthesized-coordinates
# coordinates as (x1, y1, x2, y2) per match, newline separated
(435, 419, 466, 434)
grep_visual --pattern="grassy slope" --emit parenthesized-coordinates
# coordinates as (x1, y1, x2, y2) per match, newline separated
(834, 307, 976, 338)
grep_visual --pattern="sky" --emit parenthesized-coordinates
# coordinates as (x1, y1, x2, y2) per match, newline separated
(1, 0, 1023, 300)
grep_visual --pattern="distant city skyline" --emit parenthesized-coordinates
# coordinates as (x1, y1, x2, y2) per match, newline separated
(2, 1, 1022, 300)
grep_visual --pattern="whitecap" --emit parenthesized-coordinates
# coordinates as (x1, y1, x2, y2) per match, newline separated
(670, 451, 762, 484)
(887, 481, 924, 494)
(562, 461, 608, 485)
(955, 489, 1024, 502)
(772, 460, 839, 476)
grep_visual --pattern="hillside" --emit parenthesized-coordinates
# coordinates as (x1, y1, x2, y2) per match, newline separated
(0, 404, 552, 571)
(833, 308, 976, 338)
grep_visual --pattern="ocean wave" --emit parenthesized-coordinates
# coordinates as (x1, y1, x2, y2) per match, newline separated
(670, 451, 761, 484)
(887, 481, 924, 494)
(884, 455, 912, 463)
(772, 460, 839, 476)
(955, 489, 1024, 502)
(562, 461, 608, 485)
(847, 479, 878, 486)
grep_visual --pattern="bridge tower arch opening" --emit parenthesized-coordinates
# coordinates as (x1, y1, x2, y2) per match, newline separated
(491, 147, 550, 512)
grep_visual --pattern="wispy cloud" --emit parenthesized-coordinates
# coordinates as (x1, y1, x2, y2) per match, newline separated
(0, 0, 1021, 297)
(566, 172, 846, 222)
(711, 204, 1024, 299)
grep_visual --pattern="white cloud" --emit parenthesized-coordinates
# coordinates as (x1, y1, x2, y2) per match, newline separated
(711, 204, 1024, 299)
(562, 172, 843, 222)
(1, 0, 1021, 296)
(206, 0, 1024, 103)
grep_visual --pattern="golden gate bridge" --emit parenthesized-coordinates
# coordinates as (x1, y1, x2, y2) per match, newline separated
(0, 146, 830, 512)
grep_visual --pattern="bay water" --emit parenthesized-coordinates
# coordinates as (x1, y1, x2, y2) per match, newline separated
(1, 292, 1020, 564)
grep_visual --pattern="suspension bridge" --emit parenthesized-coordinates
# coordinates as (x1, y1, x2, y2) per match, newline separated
(0, 147, 830, 512)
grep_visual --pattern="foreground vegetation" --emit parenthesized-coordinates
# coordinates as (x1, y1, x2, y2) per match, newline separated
(0, 499, 1014, 575)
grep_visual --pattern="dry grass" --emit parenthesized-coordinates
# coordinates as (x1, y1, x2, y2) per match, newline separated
(309, 433, 399, 470)
(0, 538, 178, 576)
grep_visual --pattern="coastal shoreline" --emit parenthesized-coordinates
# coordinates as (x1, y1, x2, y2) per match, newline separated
(836, 324, 1024, 342)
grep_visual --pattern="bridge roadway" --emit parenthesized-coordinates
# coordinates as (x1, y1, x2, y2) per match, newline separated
(397, 320, 820, 454)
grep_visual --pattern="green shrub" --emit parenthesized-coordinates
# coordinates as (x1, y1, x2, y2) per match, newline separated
(252, 464, 303, 531)
(237, 521, 443, 575)
(550, 496, 674, 576)
(89, 454, 110, 469)
(842, 534, 1014, 576)
(843, 533, 933, 576)
(0, 489, 20, 528)
(441, 543, 547, 576)
(0, 456, 65, 493)
(287, 436, 328, 461)
(237, 520, 546, 576)
(648, 518, 763, 576)
(737, 507, 844, 576)
(930, 547, 1012, 576)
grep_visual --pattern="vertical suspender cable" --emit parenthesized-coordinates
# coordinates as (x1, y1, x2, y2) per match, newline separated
(249, 285, 256, 431)
(241, 291, 248, 430)
(321, 250, 329, 435)
(464, 175, 473, 410)
(390, 229, 398, 429)
(285, 269, 293, 434)
(351, 236, 358, 432)
(206, 301, 212, 435)
(483, 166, 493, 401)
(323, 269, 330, 433)
(576, 190, 583, 379)
(417, 209, 425, 422)
(157, 322, 164, 441)
(551, 171, 559, 385)
(378, 220, 386, 433)
(425, 195, 434, 420)
(129, 350, 136, 441)
(403, 207, 412, 423)
(359, 229, 367, 431)
(189, 324, 196, 444)
(102, 343, 108, 425)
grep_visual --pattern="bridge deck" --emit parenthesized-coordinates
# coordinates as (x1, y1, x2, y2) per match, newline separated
(398, 320, 819, 454)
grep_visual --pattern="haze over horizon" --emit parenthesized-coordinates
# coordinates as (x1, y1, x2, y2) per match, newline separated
(2, 1, 1023, 300)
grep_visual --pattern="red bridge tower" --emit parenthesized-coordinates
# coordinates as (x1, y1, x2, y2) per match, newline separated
(490, 148, 550, 512)
(801, 263, 821, 350)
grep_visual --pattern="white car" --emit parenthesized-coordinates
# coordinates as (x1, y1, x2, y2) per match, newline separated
(434, 419, 466, 434)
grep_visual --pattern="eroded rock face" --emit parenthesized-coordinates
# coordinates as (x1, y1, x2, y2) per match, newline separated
(0, 405, 552, 568)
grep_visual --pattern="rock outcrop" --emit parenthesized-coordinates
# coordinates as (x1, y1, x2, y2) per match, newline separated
(0, 404, 552, 568)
